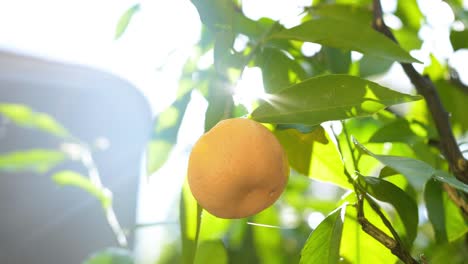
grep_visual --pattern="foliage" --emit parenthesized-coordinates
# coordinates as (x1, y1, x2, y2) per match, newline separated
(145, 0, 468, 263)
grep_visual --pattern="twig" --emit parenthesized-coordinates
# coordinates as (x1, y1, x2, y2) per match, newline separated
(334, 123, 418, 264)
(372, 0, 468, 184)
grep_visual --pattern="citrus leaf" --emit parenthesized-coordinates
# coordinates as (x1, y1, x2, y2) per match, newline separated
(424, 179, 448, 243)
(0, 103, 70, 138)
(433, 170, 468, 193)
(0, 149, 66, 173)
(147, 92, 191, 175)
(251, 75, 421, 125)
(82, 247, 133, 264)
(354, 138, 432, 187)
(358, 176, 418, 247)
(270, 17, 419, 63)
(275, 127, 351, 189)
(204, 77, 233, 131)
(359, 55, 393, 77)
(307, 4, 372, 25)
(340, 195, 397, 263)
(52, 170, 112, 210)
(256, 47, 306, 93)
(300, 206, 346, 264)
(450, 30, 468, 51)
(115, 4, 140, 39)
(425, 179, 468, 243)
(354, 138, 468, 192)
(194, 240, 228, 264)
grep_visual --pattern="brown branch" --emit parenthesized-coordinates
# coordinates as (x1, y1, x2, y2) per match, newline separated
(356, 195, 419, 264)
(372, 0, 468, 185)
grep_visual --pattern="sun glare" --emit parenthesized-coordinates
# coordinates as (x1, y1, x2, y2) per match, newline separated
(233, 67, 267, 111)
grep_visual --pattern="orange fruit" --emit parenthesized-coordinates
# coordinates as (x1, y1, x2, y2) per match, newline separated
(187, 118, 289, 219)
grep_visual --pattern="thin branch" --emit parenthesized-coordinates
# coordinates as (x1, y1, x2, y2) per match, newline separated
(372, 0, 468, 185)
(355, 194, 419, 264)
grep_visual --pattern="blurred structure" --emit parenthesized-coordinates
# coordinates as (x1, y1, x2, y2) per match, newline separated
(0, 50, 152, 264)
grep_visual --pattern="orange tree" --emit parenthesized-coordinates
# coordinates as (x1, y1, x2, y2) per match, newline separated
(146, 0, 468, 263)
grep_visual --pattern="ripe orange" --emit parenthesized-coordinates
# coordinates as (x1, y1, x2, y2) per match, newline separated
(187, 118, 289, 219)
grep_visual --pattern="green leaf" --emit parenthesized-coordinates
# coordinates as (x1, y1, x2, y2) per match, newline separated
(115, 4, 140, 39)
(368, 118, 420, 143)
(300, 206, 345, 264)
(450, 30, 468, 51)
(204, 77, 233, 131)
(275, 127, 351, 189)
(393, 28, 423, 51)
(359, 55, 393, 77)
(358, 176, 418, 247)
(0, 149, 66, 173)
(52, 170, 112, 210)
(0, 103, 70, 137)
(194, 240, 228, 264)
(396, 0, 423, 31)
(214, 29, 235, 73)
(82, 247, 133, 264)
(424, 179, 448, 243)
(340, 196, 397, 263)
(354, 138, 468, 192)
(256, 47, 305, 93)
(354, 138, 432, 187)
(147, 92, 191, 175)
(307, 4, 372, 26)
(180, 180, 203, 264)
(270, 17, 419, 63)
(251, 74, 421, 125)
(425, 179, 468, 243)
(433, 170, 468, 193)
(190, 0, 234, 30)
(321, 47, 351, 74)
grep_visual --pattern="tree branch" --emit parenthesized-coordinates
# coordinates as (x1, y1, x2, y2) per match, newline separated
(356, 195, 419, 264)
(372, 0, 468, 185)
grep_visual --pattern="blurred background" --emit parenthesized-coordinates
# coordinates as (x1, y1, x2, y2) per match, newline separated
(1, 0, 468, 263)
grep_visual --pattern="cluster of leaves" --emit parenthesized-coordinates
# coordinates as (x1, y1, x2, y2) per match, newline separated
(143, 0, 468, 263)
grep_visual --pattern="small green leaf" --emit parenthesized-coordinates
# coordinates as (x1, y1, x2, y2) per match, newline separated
(358, 176, 418, 247)
(340, 195, 397, 263)
(307, 4, 372, 25)
(251, 75, 421, 125)
(256, 47, 306, 93)
(425, 179, 468, 243)
(271, 17, 419, 63)
(147, 92, 191, 175)
(433, 170, 468, 193)
(194, 240, 228, 264)
(204, 77, 233, 131)
(359, 55, 393, 77)
(115, 4, 140, 39)
(354, 137, 468, 192)
(300, 206, 346, 264)
(424, 179, 448, 243)
(396, 0, 423, 31)
(354, 137, 432, 187)
(450, 30, 468, 51)
(0, 149, 66, 173)
(82, 247, 133, 264)
(0, 103, 70, 137)
(275, 127, 351, 189)
(368, 118, 420, 144)
(52, 170, 112, 209)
